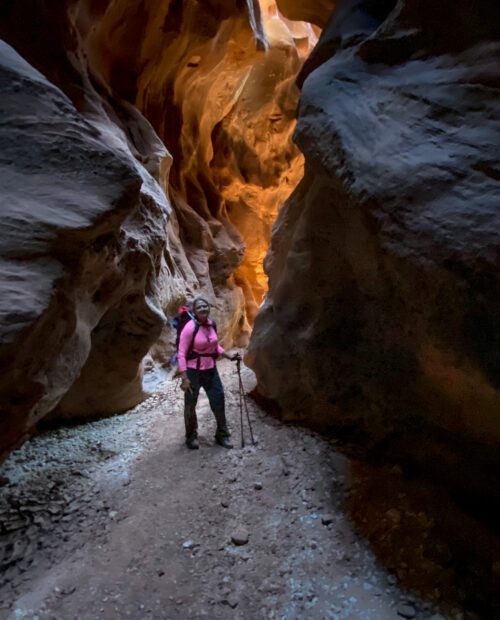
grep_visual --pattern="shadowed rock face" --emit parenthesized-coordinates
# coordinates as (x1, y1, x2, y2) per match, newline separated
(0, 0, 307, 347)
(276, 0, 335, 27)
(247, 0, 500, 503)
(0, 39, 171, 452)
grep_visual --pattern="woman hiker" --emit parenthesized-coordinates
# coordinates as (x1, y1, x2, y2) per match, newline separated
(178, 297, 240, 450)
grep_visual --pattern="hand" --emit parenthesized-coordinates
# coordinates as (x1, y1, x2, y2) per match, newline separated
(181, 377, 192, 393)
(231, 353, 242, 362)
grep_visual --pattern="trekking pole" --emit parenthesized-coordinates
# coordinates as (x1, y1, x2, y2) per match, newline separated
(240, 368, 256, 446)
(237, 359, 245, 448)
(236, 359, 256, 447)
(242, 375, 256, 446)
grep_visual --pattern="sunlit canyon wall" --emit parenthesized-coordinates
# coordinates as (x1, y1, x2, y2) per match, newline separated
(85, 0, 316, 333)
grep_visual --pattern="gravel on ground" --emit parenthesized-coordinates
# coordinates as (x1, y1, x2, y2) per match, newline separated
(0, 360, 481, 619)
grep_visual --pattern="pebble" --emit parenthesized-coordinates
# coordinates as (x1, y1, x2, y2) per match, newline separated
(220, 595, 239, 608)
(386, 508, 402, 523)
(321, 514, 334, 525)
(254, 482, 263, 490)
(182, 539, 196, 550)
(231, 527, 249, 546)
(397, 603, 417, 618)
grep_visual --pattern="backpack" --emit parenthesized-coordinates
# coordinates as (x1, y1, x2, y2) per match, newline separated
(171, 304, 218, 368)
(172, 305, 195, 359)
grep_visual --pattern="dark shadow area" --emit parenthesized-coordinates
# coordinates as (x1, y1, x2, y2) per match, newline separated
(297, 0, 398, 88)
(345, 461, 500, 618)
(249, 389, 500, 617)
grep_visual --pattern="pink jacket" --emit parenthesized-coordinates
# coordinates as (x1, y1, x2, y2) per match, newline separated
(178, 319, 224, 372)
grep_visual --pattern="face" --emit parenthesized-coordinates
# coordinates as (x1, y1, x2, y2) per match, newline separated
(194, 300, 210, 323)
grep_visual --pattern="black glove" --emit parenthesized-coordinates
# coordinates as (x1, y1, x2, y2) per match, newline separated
(231, 353, 242, 362)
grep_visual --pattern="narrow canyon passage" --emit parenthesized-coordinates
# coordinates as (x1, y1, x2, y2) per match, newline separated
(0, 363, 477, 619)
(1, 0, 500, 617)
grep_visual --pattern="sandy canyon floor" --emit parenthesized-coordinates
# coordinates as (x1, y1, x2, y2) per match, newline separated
(0, 361, 482, 619)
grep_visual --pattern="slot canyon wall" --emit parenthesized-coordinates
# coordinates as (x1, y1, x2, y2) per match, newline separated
(83, 0, 314, 329)
(247, 0, 500, 505)
(0, 0, 314, 456)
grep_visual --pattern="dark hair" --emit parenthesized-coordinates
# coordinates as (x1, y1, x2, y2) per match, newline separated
(192, 297, 210, 310)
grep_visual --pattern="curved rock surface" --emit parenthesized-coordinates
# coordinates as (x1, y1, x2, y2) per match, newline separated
(276, 0, 335, 27)
(83, 0, 315, 336)
(248, 0, 500, 503)
(0, 38, 173, 455)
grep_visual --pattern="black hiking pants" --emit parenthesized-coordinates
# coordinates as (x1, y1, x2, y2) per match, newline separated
(184, 367, 229, 442)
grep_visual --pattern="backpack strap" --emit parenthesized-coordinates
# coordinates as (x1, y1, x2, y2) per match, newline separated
(186, 319, 218, 370)
(186, 319, 200, 362)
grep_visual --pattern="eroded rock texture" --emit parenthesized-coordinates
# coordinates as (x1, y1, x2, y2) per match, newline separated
(248, 0, 500, 502)
(83, 0, 315, 336)
(0, 38, 172, 454)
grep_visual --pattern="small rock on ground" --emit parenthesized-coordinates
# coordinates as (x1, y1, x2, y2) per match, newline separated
(231, 527, 249, 546)
(397, 603, 417, 618)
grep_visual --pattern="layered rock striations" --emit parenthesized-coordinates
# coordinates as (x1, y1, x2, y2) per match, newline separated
(248, 0, 500, 502)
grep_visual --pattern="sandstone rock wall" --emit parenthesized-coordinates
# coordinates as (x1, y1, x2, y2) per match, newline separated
(276, 0, 335, 27)
(0, 37, 173, 454)
(247, 0, 500, 502)
(82, 0, 316, 338)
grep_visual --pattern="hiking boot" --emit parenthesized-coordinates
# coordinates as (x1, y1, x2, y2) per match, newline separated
(216, 435, 233, 449)
(186, 437, 199, 450)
